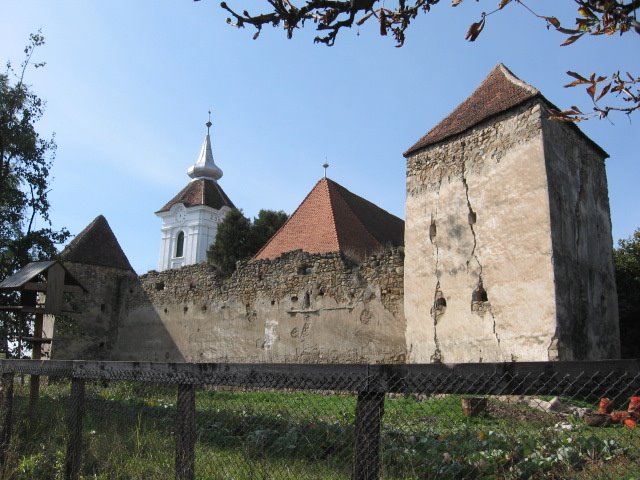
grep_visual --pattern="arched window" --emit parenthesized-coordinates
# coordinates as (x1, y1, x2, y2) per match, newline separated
(175, 231, 185, 258)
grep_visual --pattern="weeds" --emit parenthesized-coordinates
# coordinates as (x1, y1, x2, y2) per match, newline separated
(2, 381, 638, 479)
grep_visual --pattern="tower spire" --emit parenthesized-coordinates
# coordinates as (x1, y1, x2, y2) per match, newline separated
(187, 112, 223, 181)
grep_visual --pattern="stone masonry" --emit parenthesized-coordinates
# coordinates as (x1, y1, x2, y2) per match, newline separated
(110, 248, 405, 363)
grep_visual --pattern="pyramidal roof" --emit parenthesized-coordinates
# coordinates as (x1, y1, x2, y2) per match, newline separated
(156, 178, 235, 213)
(254, 178, 404, 261)
(60, 215, 134, 272)
(404, 64, 540, 156)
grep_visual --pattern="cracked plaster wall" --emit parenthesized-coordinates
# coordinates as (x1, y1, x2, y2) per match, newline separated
(405, 101, 564, 363)
(110, 249, 405, 363)
(541, 114, 619, 360)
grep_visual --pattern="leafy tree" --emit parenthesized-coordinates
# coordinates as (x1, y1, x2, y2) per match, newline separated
(207, 209, 252, 276)
(0, 33, 70, 357)
(215, 0, 639, 120)
(207, 209, 288, 276)
(248, 209, 288, 254)
(614, 228, 640, 358)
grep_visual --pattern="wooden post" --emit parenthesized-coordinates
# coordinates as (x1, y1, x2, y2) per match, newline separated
(175, 384, 196, 480)
(29, 313, 44, 422)
(352, 391, 385, 480)
(65, 378, 85, 480)
(0, 373, 14, 470)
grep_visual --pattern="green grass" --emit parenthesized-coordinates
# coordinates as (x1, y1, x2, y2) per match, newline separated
(2, 381, 638, 479)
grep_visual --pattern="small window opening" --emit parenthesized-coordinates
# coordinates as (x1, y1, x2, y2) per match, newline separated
(472, 282, 488, 302)
(303, 292, 311, 309)
(175, 231, 185, 258)
(297, 264, 313, 275)
(291, 295, 298, 303)
(100, 304, 106, 312)
(155, 281, 165, 291)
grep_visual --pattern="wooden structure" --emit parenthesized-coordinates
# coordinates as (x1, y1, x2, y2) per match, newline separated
(0, 261, 85, 417)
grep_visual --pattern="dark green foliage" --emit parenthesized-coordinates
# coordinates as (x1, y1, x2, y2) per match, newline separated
(207, 209, 252, 276)
(248, 209, 288, 254)
(207, 209, 287, 276)
(0, 33, 70, 356)
(614, 228, 640, 358)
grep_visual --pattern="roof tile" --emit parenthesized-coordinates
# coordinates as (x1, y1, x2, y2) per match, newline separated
(157, 179, 235, 213)
(254, 178, 404, 261)
(404, 64, 539, 156)
(60, 215, 134, 271)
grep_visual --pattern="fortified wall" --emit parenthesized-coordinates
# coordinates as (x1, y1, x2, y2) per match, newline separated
(54, 247, 406, 363)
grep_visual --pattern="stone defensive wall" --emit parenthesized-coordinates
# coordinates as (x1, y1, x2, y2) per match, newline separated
(96, 248, 407, 363)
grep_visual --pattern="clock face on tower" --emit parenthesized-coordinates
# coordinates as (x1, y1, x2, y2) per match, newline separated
(175, 206, 186, 224)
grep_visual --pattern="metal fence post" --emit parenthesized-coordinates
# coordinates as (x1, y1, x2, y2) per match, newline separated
(176, 383, 196, 480)
(0, 372, 15, 469)
(352, 390, 385, 480)
(65, 378, 85, 480)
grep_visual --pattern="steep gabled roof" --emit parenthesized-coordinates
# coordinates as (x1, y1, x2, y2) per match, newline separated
(60, 215, 134, 272)
(156, 178, 235, 213)
(404, 64, 540, 156)
(254, 178, 404, 261)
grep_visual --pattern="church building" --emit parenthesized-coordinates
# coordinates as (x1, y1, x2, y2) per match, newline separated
(155, 117, 235, 271)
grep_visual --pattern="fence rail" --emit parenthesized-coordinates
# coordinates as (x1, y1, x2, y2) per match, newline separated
(0, 359, 639, 479)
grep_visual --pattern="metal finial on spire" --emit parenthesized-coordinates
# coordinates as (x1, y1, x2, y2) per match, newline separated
(206, 110, 212, 134)
(188, 112, 222, 181)
(322, 160, 329, 178)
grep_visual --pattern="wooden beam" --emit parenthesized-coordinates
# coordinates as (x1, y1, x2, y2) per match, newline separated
(45, 263, 65, 315)
(352, 391, 385, 480)
(65, 378, 85, 480)
(175, 384, 196, 480)
(23, 282, 83, 294)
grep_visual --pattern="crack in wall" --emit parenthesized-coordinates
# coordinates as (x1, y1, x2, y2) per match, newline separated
(460, 159, 482, 275)
(430, 281, 443, 363)
(429, 173, 443, 363)
(489, 305, 502, 357)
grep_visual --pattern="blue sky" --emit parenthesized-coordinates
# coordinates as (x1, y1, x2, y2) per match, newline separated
(1, 1, 637, 274)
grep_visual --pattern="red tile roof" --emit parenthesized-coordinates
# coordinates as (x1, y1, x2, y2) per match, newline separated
(254, 178, 404, 261)
(156, 179, 235, 213)
(404, 64, 540, 156)
(60, 215, 134, 271)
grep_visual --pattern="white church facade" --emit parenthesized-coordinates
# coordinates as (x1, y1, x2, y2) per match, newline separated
(155, 117, 235, 271)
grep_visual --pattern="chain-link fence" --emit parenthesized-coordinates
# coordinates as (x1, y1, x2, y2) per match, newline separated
(0, 359, 639, 479)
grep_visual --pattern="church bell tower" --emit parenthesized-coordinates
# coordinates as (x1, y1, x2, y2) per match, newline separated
(155, 114, 235, 271)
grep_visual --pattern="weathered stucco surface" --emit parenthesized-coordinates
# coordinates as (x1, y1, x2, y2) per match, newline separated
(55, 249, 406, 363)
(541, 114, 620, 360)
(52, 263, 140, 360)
(404, 99, 619, 363)
(405, 102, 555, 363)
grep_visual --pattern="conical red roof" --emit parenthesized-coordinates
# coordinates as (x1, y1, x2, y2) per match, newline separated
(404, 64, 540, 156)
(60, 215, 134, 271)
(254, 178, 404, 261)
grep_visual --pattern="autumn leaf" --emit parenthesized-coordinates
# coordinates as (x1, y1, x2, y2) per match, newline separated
(465, 16, 485, 41)
(597, 83, 611, 102)
(567, 71, 589, 82)
(560, 33, 583, 46)
(543, 16, 560, 29)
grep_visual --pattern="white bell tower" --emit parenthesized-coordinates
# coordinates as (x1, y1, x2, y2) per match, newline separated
(156, 114, 235, 271)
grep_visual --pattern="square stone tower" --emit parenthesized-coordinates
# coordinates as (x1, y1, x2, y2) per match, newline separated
(403, 64, 619, 363)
